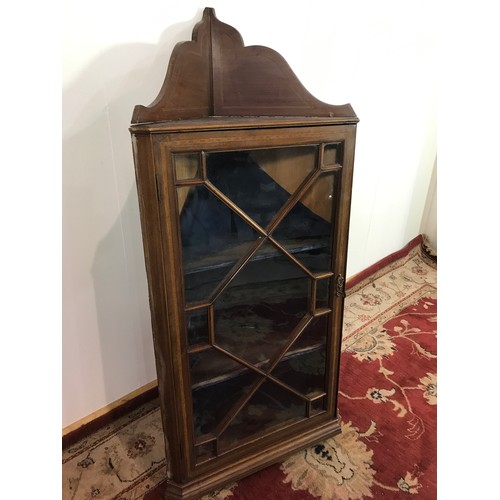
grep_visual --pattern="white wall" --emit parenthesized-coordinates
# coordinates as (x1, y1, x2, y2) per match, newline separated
(62, 0, 437, 427)
(420, 157, 437, 252)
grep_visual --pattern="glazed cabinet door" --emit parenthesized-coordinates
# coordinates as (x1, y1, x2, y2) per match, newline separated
(152, 124, 355, 478)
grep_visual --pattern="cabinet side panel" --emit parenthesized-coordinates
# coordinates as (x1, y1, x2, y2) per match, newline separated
(131, 133, 181, 479)
(153, 137, 196, 481)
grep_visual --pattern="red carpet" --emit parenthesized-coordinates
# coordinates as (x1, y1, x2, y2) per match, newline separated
(63, 235, 436, 499)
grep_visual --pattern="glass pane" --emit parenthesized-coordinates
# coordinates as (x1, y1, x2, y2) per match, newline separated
(213, 240, 310, 369)
(206, 146, 317, 230)
(218, 380, 306, 451)
(190, 348, 249, 389)
(316, 277, 330, 309)
(195, 440, 216, 463)
(186, 308, 209, 347)
(288, 315, 328, 354)
(272, 172, 335, 273)
(323, 143, 341, 166)
(190, 353, 260, 438)
(174, 152, 201, 180)
(271, 348, 326, 398)
(177, 185, 260, 303)
(310, 396, 326, 416)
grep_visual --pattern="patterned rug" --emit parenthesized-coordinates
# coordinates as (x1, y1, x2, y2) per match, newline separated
(62, 235, 436, 499)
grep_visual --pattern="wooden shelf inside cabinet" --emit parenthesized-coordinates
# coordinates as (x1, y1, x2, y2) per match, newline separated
(130, 7, 357, 499)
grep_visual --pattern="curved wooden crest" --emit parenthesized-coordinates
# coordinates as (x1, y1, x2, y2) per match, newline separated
(132, 8, 357, 123)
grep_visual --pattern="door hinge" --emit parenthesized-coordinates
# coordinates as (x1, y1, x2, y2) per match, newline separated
(336, 274, 346, 298)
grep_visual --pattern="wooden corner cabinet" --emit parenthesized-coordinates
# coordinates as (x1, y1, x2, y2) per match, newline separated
(130, 8, 358, 499)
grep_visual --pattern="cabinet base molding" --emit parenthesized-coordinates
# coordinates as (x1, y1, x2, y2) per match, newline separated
(165, 419, 341, 500)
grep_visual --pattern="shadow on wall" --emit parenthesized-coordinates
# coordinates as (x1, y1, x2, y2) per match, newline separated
(62, 10, 203, 413)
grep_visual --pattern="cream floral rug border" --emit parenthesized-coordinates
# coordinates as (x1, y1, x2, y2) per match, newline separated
(342, 241, 436, 351)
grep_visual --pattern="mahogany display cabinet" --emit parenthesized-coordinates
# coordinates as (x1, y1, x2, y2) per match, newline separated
(130, 8, 358, 499)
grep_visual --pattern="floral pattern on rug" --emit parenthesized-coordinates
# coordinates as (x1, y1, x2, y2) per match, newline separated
(281, 421, 376, 499)
(342, 242, 436, 351)
(62, 238, 436, 499)
(279, 293, 437, 499)
(62, 400, 167, 500)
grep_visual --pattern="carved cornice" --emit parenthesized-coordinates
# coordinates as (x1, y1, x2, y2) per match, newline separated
(132, 8, 357, 123)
